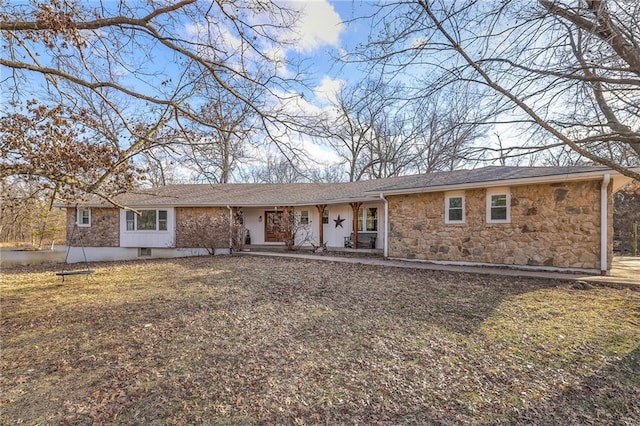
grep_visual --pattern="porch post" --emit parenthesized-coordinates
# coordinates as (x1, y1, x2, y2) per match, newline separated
(284, 206, 293, 248)
(231, 207, 242, 249)
(315, 204, 327, 249)
(350, 202, 362, 249)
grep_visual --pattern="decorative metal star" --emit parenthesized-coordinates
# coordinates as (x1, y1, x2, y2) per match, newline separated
(333, 214, 345, 228)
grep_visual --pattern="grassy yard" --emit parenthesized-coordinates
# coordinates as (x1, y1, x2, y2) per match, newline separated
(1, 256, 639, 424)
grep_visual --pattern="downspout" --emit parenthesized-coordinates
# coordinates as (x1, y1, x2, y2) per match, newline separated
(600, 174, 610, 276)
(227, 205, 233, 253)
(380, 193, 388, 258)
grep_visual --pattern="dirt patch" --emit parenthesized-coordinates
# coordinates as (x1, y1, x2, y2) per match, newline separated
(2, 256, 639, 424)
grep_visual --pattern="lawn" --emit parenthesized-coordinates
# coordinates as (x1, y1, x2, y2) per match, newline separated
(1, 255, 639, 424)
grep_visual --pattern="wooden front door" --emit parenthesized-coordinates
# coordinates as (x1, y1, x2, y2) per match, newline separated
(264, 211, 288, 242)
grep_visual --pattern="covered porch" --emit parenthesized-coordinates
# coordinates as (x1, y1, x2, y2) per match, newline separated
(233, 202, 386, 252)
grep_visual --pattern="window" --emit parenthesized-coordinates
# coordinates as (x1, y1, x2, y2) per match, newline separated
(487, 189, 511, 223)
(159, 210, 168, 231)
(125, 209, 169, 231)
(445, 193, 465, 224)
(77, 208, 91, 227)
(300, 210, 309, 225)
(126, 211, 135, 231)
(138, 247, 152, 257)
(322, 208, 329, 224)
(138, 210, 156, 230)
(357, 207, 378, 232)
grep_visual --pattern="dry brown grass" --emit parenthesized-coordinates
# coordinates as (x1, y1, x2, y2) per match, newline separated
(1, 255, 639, 424)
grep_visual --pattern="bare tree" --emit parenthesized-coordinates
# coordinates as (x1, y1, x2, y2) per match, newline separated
(1, 1, 309, 201)
(0, 177, 65, 248)
(181, 79, 261, 183)
(243, 153, 307, 184)
(356, 0, 640, 179)
(313, 79, 483, 180)
(362, 94, 421, 180)
(309, 164, 347, 183)
(138, 148, 182, 188)
(312, 80, 382, 182)
(412, 88, 488, 172)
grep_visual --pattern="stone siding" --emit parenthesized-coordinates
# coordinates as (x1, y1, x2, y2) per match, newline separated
(388, 180, 613, 270)
(175, 207, 230, 249)
(613, 181, 640, 254)
(66, 208, 119, 247)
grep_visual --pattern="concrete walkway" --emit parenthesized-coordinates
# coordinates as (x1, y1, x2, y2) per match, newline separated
(238, 251, 640, 286)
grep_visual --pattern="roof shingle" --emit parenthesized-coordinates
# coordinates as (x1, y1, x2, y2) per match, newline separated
(72, 165, 614, 207)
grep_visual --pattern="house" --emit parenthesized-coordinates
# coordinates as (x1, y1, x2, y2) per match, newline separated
(62, 166, 633, 275)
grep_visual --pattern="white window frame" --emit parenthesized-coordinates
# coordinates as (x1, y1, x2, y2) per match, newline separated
(444, 191, 465, 224)
(486, 188, 511, 224)
(322, 207, 329, 224)
(77, 208, 91, 227)
(357, 206, 378, 232)
(300, 210, 309, 225)
(125, 209, 169, 231)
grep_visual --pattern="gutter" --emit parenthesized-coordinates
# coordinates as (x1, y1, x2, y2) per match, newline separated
(380, 193, 389, 258)
(600, 174, 610, 276)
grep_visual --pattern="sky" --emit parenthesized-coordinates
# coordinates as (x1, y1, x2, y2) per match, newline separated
(1, 0, 526, 181)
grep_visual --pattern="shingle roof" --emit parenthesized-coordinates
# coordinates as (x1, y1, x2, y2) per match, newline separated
(369, 165, 612, 193)
(72, 165, 614, 207)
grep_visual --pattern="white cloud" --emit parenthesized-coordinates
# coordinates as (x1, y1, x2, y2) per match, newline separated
(289, 0, 344, 52)
(314, 76, 344, 105)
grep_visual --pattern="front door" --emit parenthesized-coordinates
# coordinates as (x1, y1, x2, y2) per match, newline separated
(264, 210, 289, 242)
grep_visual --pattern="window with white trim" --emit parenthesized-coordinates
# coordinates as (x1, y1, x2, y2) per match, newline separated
(486, 189, 511, 223)
(125, 209, 169, 231)
(322, 207, 329, 224)
(357, 207, 378, 232)
(77, 208, 91, 227)
(300, 210, 309, 225)
(445, 192, 465, 224)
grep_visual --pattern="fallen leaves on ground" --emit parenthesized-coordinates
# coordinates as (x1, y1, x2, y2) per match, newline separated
(1, 255, 639, 424)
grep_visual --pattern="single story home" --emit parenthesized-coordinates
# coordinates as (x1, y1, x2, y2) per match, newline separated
(61, 165, 633, 275)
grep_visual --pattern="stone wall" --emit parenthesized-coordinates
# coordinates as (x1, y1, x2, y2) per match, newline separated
(613, 181, 640, 254)
(387, 180, 613, 271)
(66, 208, 119, 247)
(175, 207, 230, 249)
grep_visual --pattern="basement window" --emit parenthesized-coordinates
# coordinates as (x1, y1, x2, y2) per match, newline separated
(138, 247, 152, 257)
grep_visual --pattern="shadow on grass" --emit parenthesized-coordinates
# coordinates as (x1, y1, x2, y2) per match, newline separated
(508, 345, 640, 423)
(2, 255, 638, 424)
